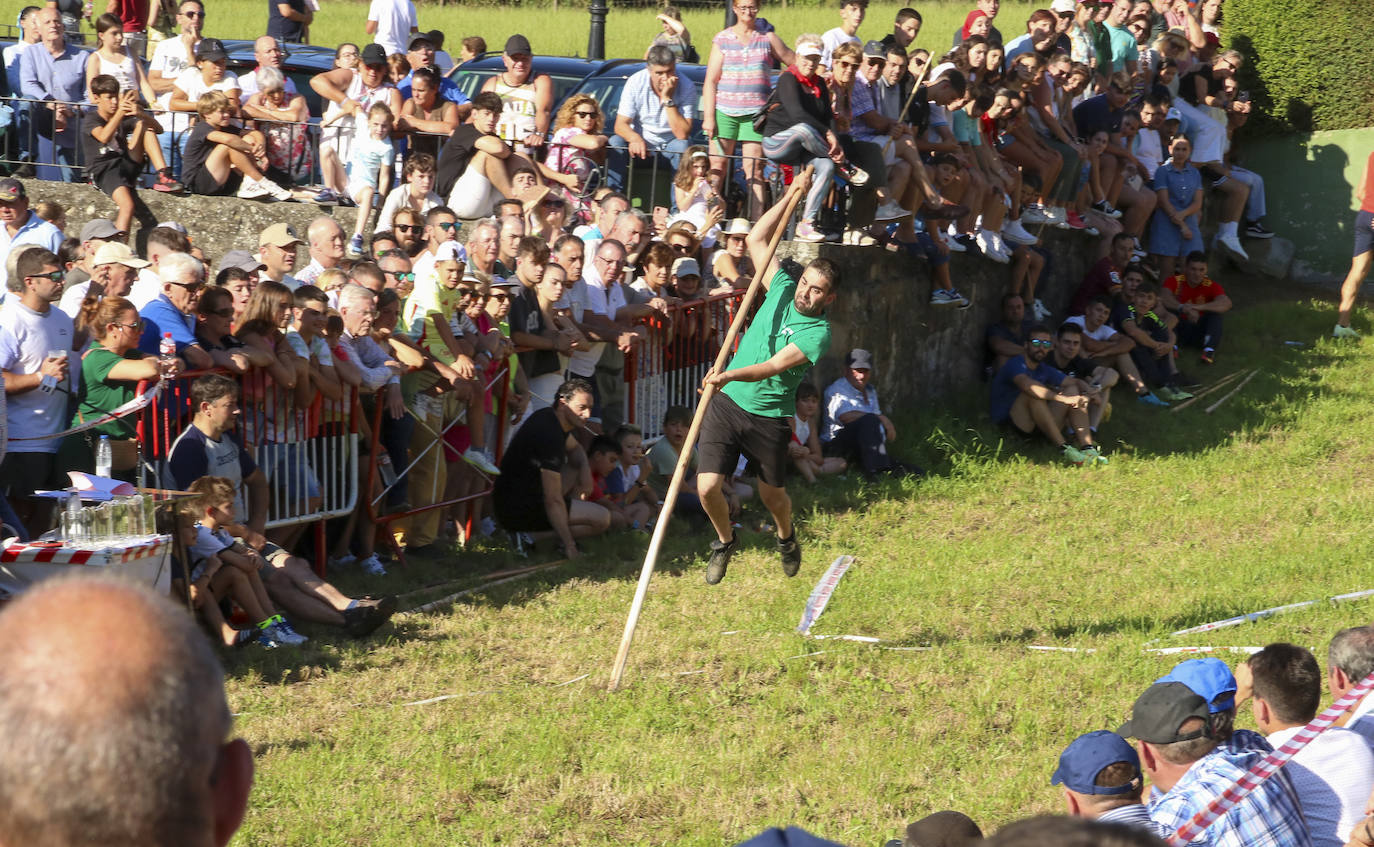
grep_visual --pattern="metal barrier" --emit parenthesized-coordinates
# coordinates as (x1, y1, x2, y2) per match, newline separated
(623, 289, 748, 441)
(135, 366, 359, 531)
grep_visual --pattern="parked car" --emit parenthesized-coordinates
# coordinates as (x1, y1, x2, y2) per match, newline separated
(451, 54, 610, 111)
(566, 59, 709, 145)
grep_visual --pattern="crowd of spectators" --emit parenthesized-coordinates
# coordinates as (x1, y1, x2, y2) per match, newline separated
(0, 0, 1293, 618)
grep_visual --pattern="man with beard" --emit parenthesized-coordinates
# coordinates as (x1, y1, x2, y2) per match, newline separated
(989, 324, 1105, 466)
(696, 174, 836, 586)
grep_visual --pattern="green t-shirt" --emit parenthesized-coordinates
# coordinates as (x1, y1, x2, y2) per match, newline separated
(721, 269, 831, 418)
(74, 342, 142, 439)
(647, 436, 694, 483)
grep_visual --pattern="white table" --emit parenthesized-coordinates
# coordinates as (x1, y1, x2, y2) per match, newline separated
(0, 535, 173, 596)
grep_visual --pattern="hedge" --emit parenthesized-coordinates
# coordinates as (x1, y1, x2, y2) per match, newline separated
(1226, 0, 1374, 134)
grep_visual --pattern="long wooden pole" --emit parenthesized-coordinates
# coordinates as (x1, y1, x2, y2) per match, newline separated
(607, 169, 813, 691)
(880, 59, 934, 157)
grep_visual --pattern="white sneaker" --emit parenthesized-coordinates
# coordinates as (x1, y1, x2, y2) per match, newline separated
(328, 553, 357, 569)
(359, 553, 387, 576)
(1044, 206, 1068, 225)
(991, 231, 1015, 260)
(941, 230, 967, 253)
(873, 200, 908, 221)
(480, 516, 497, 538)
(976, 230, 1009, 264)
(263, 178, 293, 201)
(1002, 219, 1038, 245)
(236, 178, 272, 200)
(1022, 205, 1051, 225)
(462, 447, 500, 475)
(1218, 233, 1249, 260)
(843, 228, 877, 246)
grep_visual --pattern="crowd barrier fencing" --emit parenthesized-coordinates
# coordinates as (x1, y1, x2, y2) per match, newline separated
(622, 289, 749, 442)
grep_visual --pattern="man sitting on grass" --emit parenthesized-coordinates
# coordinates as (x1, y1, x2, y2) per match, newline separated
(1066, 296, 1163, 408)
(1046, 322, 1115, 435)
(988, 324, 1106, 466)
(1161, 251, 1231, 366)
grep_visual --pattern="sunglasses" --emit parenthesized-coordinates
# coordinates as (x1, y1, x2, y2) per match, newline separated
(113, 319, 144, 330)
(574, 110, 597, 118)
(26, 270, 65, 282)
(436, 221, 459, 231)
(488, 292, 510, 302)
(169, 280, 203, 292)
(385, 270, 416, 282)
(180, 9, 203, 17)
(395, 224, 419, 232)
(1029, 338, 1054, 348)
(669, 242, 693, 253)
(456, 286, 480, 298)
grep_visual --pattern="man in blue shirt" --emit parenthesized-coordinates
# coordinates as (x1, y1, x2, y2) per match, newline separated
(821, 348, 916, 479)
(0, 179, 63, 294)
(138, 252, 214, 369)
(18, 7, 86, 182)
(1052, 730, 1155, 832)
(397, 33, 471, 109)
(989, 324, 1104, 465)
(608, 44, 696, 192)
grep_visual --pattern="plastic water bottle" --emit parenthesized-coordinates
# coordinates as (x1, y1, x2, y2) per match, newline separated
(95, 435, 113, 479)
(159, 332, 176, 372)
(63, 491, 84, 544)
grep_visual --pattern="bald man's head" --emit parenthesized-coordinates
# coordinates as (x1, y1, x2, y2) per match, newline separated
(0, 577, 252, 847)
(307, 216, 345, 266)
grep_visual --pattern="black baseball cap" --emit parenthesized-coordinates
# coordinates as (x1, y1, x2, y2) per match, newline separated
(195, 37, 228, 62)
(1117, 682, 1212, 744)
(360, 43, 388, 66)
(504, 34, 532, 56)
(407, 32, 433, 51)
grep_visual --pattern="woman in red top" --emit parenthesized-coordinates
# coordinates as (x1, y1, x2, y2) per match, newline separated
(1336, 151, 1374, 338)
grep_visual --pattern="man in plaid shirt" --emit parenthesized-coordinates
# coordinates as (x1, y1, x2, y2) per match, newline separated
(1119, 681, 1313, 847)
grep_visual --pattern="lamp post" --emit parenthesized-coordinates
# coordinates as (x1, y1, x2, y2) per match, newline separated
(588, 0, 607, 60)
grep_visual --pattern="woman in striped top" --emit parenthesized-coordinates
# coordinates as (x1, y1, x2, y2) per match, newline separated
(702, 0, 795, 219)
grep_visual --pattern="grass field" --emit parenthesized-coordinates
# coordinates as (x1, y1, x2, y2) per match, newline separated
(179, 0, 1041, 62)
(220, 280, 1374, 847)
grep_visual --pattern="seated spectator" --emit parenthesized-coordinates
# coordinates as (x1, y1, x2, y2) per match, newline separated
(242, 67, 313, 189)
(397, 33, 469, 108)
(646, 404, 712, 517)
(631, 242, 678, 304)
(61, 295, 172, 478)
(82, 74, 174, 235)
(492, 378, 611, 556)
(1236, 643, 1374, 847)
(169, 497, 264, 648)
(344, 102, 397, 258)
(167, 373, 396, 635)
(586, 435, 651, 531)
(1046, 322, 1116, 434)
(310, 43, 403, 205)
(0, 179, 64, 293)
(608, 45, 698, 194)
(1326, 626, 1374, 746)
(712, 218, 755, 290)
(376, 153, 442, 234)
(239, 36, 301, 105)
(398, 66, 462, 162)
(986, 292, 1035, 374)
(182, 91, 293, 201)
(184, 476, 308, 647)
(524, 186, 571, 246)
(456, 35, 485, 68)
(137, 251, 215, 369)
(1120, 281, 1192, 401)
(545, 95, 609, 206)
(297, 216, 346, 286)
(1148, 135, 1203, 283)
(989, 323, 1105, 466)
(1118, 680, 1312, 847)
(604, 423, 658, 521)
(1051, 730, 1153, 830)
(436, 92, 530, 220)
(822, 349, 915, 480)
(1161, 251, 1231, 365)
(480, 34, 554, 157)
(1071, 233, 1134, 317)
(1066, 296, 1161, 406)
(671, 257, 703, 300)
(789, 382, 846, 483)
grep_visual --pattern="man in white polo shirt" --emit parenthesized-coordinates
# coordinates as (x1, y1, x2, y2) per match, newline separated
(256, 222, 304, 290)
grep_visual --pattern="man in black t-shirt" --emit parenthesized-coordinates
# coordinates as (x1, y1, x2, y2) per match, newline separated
(493, 378, 610, 557)
(267, 0, 311, 44)
(1049, 321, 1115, 432)
(507, 239, 575, 414)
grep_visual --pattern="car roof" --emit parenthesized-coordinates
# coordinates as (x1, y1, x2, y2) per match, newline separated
(450, 54, 611, 106)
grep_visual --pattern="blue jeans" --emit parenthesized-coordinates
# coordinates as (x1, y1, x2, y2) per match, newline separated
(607, 134, 690, 199)
(762, 124, 834, 223)
(34, 135, 77, 182)
(158, 129, 187, 179)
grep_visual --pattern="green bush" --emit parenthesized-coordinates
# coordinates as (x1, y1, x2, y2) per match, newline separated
(1227, 0, 1374, 134)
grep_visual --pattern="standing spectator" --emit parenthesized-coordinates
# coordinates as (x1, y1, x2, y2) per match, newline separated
(18, 6, 87, 182)
(146, 0, 204, 175)
(480, 35, 552, 157)
(646, 6, 694, 63)
(395, 34, 467, 105)
(609, 45, 697, 193)
(84, 14, 159, 105)
(988, 324, 1104, 466)
(821, 0, 866, 67)
(456, 35, 485, 69)
(821, 348, 910, 479)
(879, 7, 922, 52)
(760, 35, 845, 243)
(3, 7, 42, 175)
(563, 238, 640, 431)
(366, 0, 418, 61)
(60, 241, 147, 320)
(0, 248, 78, 531)
(1237, 643, 1374, 847)
(1148, 135, 1203, 283)
(1118, 681, 1312, 847)
(1052, 730, 1153, 830)
(1161, 251, 1231, 365)
(702, 0, 794, 220)
(311, 43, 402, 205)
(0, 179, 63, 294)
(267, 0, 311, 45)
(137, 251, 214, 369)
(1334, 150, 1374, 339)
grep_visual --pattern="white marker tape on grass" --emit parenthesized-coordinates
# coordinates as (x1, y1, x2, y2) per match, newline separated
(1028, 645, 1098, 654)
(1157, 588, 1374, 641)
(1145, 646, 1263, 656)
(797, 555, 856, 635)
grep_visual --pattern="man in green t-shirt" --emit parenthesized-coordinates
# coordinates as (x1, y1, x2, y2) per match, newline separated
(697, 172, 838, 585)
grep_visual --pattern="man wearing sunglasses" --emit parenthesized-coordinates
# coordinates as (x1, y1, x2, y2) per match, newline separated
(257, 222, 304, 290)
(0, 248, 78, 531)
(58, 241, 149, 322)
(989, 325, 1104, 466)
(137, 251, 214, 369)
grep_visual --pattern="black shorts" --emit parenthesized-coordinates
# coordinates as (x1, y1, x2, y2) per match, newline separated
(697, 392, 791, 488)
(0, 451, 63, 499)
(90, 158, 143, 198)
(495, 494, 571, 533)
(184, 166, 239, 197)
(1355, 210, 1374, 258)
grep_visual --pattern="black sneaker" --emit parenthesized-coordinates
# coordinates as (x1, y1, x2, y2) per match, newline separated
(705, 533, 737, 585)
(343, 605, 384, 637)
(776, 532, 801, 577)
(1245, 220, 1275, 239)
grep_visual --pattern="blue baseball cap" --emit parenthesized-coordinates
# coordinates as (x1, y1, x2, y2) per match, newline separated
(1155, 658, 1237, 713)
(1050, 730, 1143, 795)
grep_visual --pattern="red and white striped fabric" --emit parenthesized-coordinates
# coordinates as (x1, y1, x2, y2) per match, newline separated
(1167, 670, 1374, 846)
(0, 537, 168, 566)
